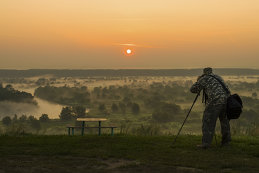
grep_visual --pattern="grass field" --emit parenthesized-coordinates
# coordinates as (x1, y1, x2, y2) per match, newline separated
(0, 135, 259, 173)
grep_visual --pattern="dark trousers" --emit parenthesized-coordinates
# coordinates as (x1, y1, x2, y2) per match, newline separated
(202, 103, 231, 145)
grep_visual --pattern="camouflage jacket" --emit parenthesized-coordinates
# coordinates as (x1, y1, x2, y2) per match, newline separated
(190, 73, 230, 106)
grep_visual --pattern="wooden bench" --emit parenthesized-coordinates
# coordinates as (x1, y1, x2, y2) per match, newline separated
(67, 126, 117, 136)
(67, 118, 117, 136)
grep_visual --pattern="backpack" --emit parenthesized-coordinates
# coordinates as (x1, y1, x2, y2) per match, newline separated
(226, 94, 243, 119)
(209, 75, 243, 120)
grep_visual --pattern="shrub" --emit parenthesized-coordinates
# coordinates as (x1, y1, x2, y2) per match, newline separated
(152, 102, 181, 123)
(131, 103, 140, 115)
(252, 92, 257, 98)
(59, 107, 74, 121)
(72, 106, 86, 118)
(19, 114, 27, 122)
(98, 103, 106, 112)
(132, 124, 161, 136)
(119, 122, 132, 134)
(12, 114, 18, 122)
(28, 115, 37, 122)
(119, 102, 126, 115)
(111, 103, 119, 112)
(39, 114, 50, 122)
(2, 116, 12, 126)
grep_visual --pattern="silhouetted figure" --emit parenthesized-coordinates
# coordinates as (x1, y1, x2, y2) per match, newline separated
(190, 67, 231, 149)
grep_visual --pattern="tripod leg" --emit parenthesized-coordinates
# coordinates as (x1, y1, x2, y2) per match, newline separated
(172, 93, 200, 145)
(214, 133, 218, 146)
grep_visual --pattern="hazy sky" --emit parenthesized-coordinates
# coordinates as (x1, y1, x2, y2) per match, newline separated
(1, 0, 259, 69)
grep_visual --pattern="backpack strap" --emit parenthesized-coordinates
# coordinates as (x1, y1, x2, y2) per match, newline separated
(208, 75, 231, 95)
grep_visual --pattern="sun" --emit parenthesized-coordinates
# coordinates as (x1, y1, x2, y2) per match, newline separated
(124, 48, 134, 56)
(126, 49, 132, 54)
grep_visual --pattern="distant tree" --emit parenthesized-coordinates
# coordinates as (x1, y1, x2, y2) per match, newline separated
(19, 114, 27, 122)
(12, 114, 18, 122)
(2, 116, 12, 126)
(98, 103, 106, 112)
(59, 106, 74, 121)
(34, 85, 90, 105)
(74, 92, 91, 105)
(93, 87, 101, 98)
(101, 93, 107, 98)
(123, 97, 131, 104)
(111, 103, 119, 113)
(152, 103, 181, 123)
(72, 106, 86, 118)
(252, 92, 257, 98)
(39, 114, 50, 122)
(119, 102, 126, 115)
(0, 85, 36, 104)
(102, 87, 108, 98)
(126, 101, 133, 108)
(36, 78, 48, 86)
(131, 103, 140, 115)
(112, 103, 118, 112)
(144, 94, 163, 109)
(5, 84, 14, 91)
(28, 115, 37, 122)
(80, 86, 87, 91)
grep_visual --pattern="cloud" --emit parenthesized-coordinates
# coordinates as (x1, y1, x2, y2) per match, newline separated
(113, 43, 159, 48)
(117, 43, 137, 47)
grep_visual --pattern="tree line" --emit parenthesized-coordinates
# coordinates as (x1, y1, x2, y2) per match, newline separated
(0, 84, 37, 104)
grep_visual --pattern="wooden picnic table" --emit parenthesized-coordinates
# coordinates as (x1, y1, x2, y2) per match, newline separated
(67, 118, 117, 136)
(77, 118, 107, 136)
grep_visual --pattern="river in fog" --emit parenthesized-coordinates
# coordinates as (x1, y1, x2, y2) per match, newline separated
(0, 86, 64, 119)
(33, 97, 64, 119)
(0, 97, 64, 119)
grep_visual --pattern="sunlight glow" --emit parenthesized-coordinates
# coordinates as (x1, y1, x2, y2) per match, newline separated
(126, 49, 132, 54)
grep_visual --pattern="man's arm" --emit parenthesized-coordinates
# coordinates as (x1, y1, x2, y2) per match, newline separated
(190, 82, 203, 93)
(190, 76, 205, 93)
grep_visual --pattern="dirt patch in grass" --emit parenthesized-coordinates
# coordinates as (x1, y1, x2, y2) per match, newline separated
(102, 159, 140, 169)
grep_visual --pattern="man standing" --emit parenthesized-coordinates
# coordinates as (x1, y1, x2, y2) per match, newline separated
(190, 67, 231, 149)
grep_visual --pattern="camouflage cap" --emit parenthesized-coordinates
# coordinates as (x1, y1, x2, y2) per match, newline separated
(203, 67, 213, 75)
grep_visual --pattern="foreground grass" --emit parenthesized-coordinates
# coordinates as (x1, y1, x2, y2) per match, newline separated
(0, 135, 259, 173)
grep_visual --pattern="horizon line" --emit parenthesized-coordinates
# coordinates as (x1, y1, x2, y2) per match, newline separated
(1, 67, 259, 71)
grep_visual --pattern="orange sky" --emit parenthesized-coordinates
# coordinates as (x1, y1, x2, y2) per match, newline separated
(0, 0, 259, 69)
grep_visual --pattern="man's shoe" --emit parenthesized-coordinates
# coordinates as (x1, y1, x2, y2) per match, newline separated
(196, 144, 209, 149)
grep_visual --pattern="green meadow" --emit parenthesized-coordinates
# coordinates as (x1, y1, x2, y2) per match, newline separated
(0, 135, 259, 173)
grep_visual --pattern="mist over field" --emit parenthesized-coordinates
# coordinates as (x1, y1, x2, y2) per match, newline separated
(0, 69, 259, 136)
(0, 98, 63, 119)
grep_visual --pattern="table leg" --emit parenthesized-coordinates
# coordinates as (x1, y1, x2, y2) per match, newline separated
(98, 121, 101, 136)
(111, 128, 114, 136)
(81, 121, 85, 136)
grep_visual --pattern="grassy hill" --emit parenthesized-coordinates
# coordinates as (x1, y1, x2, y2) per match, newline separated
(0, 135, 259, 173)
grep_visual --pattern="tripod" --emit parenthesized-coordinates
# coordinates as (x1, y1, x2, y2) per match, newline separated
(172, 93, 200, 144)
